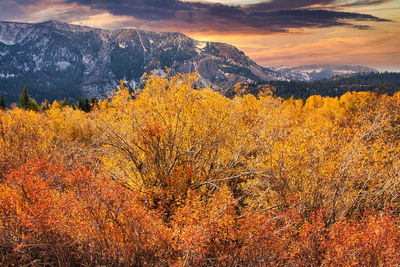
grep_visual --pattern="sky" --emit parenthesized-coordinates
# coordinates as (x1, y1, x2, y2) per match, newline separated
(0, 0, 399, 71)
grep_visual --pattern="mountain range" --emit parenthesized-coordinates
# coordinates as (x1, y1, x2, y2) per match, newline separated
(0, 20, 279, 103)
(0, 21, 377, 103)
(271, 64, 377, 81)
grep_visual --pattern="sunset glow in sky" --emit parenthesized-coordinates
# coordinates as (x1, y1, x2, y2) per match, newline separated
(1, 0, 399, 71)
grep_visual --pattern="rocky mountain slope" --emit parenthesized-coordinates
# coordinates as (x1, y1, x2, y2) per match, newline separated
(0, 20, 277, 103)
(272, 64, 376, 81)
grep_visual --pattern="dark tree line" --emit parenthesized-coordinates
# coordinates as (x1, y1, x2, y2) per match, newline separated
(78, 97, 97, 113)
(244, 72, 400, 99)
(0, 94, 5, 110)
(1, 86, 98, 112)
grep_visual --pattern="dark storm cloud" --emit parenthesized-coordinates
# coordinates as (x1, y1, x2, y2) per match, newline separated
(338, 0, 392, 7)
(64, 0, 390, 31)
(245, 0, 337, 11)
(2, 0, 391, 32)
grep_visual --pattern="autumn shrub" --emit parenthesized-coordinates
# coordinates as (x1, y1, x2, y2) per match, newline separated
(0, 73, 399, 265)
(0, 160, 76, 265)
(0, 160, 172, 266)
(324, 212, 400, 266)
(0, 105, 101, 180)
(0, 109, 49, 178)
(171, 187, 240, 265)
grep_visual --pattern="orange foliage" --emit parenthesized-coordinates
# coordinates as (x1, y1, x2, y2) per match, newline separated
(325, 212, 400, 266)
(0, 160, 171, 265)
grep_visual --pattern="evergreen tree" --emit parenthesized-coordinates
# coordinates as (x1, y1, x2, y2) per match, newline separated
(18, 86, 30, 109)
(78, 97, 84, 111)
(0, 94, 6, 110)
(84, 98, 90, 112)
(18, 86, 39, 111)
(78, 97, 91, 112)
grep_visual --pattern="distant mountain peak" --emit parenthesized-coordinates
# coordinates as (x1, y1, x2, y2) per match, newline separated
(271, 64, 377, 81)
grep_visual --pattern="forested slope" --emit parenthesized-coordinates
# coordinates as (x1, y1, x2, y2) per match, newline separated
(246, 72, 400, 99)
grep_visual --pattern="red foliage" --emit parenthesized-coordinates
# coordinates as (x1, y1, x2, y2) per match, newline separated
(0, 160, 171, 266)
(0, 160, 399, 266)
(325, 213, 400, 266)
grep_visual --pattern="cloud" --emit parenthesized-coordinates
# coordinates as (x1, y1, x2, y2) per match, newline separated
(245, 0, 337, 11)
(245, 0, 392, 10)
(336, 0, 392, 7)
(0, 0, 28, 21)
(0, 0, 391, 33)
(65, 0, 180, 20)
(62, 0, 390, 33)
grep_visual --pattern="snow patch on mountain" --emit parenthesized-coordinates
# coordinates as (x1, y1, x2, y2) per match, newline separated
(0, 73, 15, 78)
(56, 61, 72, 70)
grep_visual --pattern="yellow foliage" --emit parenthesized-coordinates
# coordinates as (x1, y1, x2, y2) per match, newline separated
(0, 73, 399, 222)
(0, 73, 399, 265)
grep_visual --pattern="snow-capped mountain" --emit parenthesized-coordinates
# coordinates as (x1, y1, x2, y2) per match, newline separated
(272, 64, 376, 81)
(0, 20, 277, 103)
